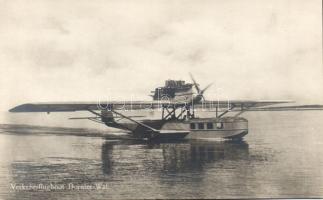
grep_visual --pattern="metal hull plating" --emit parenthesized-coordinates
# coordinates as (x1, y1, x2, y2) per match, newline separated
(113, 117, 249, 140)
(187, 130, 248, 140)
(166, 117, 248, 140)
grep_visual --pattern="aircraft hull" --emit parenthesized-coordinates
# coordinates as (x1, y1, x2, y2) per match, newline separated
(163, 117, 248, 140)
(114, 117, 248, 140)
(187, 130, 248, 140)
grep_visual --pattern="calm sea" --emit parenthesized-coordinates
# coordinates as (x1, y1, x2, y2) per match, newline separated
(0, 111, 323, 199)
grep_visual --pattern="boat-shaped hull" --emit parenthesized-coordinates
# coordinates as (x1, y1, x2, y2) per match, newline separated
(112, 117, 248, 140)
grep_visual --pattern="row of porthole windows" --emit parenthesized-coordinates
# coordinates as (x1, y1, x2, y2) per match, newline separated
(190, 122, 223, 130)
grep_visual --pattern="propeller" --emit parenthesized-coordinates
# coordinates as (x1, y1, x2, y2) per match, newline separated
(200, 83, 213, 100)
(189, 72, 201, 93)
(189, 73, 213, 101)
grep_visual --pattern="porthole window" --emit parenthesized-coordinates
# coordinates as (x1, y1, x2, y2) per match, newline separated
(190, 123, 196, 129)
(198, 123, 204, 129)
(207, 123, 213, 129)
(216, 122, 223, 129)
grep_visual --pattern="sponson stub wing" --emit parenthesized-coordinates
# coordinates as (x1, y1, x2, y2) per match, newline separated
(9, 99, 295, 113)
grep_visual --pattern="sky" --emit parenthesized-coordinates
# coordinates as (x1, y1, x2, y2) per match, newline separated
(0, 0, 322, 124)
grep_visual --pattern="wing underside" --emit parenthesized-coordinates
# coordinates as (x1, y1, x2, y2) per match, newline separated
(9, 100, 295, 113)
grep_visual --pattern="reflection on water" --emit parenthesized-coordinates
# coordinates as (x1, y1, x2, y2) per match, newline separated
(3, 136, 258, 199)
(101, 140, 249, 175)
(1, 134, 322, 199)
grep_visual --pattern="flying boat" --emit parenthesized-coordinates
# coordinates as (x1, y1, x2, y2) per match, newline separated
(9, 74, 323, 141)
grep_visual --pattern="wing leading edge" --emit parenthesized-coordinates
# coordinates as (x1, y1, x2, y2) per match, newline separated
(9, 100, 293, 113)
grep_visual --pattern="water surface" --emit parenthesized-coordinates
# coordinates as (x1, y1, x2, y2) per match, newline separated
(0, 111, 323, 199)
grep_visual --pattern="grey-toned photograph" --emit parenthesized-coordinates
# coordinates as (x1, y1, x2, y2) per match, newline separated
(0, 0, 322, 199)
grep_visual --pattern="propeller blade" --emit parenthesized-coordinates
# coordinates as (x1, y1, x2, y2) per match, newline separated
(201, 83, 213, 94)
(189, 72, 200, 93)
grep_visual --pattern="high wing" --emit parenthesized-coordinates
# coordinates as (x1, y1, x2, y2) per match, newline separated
(9, 100, 293, 113)
(244, 104, 323, 111)
(9, 101, 166, 112)
(196, 100, 293, 110)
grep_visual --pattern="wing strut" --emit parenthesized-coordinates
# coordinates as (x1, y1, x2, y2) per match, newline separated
(111, 110, 158, 133)
(217, 104, 236, 118)
(87, 109, 159, 138)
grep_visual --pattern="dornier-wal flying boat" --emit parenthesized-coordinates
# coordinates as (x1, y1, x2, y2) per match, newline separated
(9, 73, 323, 141)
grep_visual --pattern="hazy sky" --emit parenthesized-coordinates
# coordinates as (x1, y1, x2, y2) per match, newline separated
(0, 0, 322, 115)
